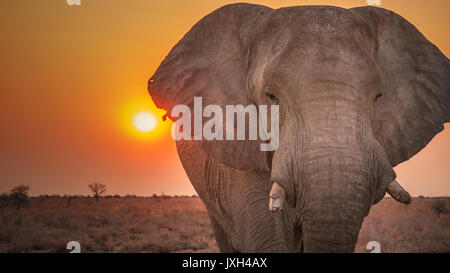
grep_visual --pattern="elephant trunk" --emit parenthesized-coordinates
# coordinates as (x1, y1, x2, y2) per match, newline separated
(271, 105, 396, 252)
(299, 145, 369, 252)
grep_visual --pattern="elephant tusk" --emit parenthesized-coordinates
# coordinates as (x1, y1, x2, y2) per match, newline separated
(269, 182, 286, 211)
(387, 180, 411, 204)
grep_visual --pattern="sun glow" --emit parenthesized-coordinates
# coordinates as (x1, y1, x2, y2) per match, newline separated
(119, 96, 172, 140)
(133, 112, 156, 132)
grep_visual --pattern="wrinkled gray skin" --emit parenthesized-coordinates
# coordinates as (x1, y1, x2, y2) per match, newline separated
(148, 4, 449, 252)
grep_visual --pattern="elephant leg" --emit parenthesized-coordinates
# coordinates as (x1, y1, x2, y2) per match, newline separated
(208, 215, 235, 252)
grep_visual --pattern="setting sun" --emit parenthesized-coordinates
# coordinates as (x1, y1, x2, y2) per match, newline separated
(133, 112, 156, 132)
(118, 96, 172, 140)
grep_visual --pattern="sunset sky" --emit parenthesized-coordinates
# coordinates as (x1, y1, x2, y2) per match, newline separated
(0, 0, 449, 197)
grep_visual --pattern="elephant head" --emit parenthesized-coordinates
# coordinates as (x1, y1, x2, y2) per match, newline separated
(148, 4, 449, 252)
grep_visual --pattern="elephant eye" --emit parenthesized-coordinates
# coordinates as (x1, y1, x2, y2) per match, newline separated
(265, 91, 278, 102)
(262, 85, 279, 103)
(374, 93, 383, 101)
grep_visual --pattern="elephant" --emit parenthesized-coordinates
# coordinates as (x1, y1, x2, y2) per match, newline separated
(147, 4, 449, 252)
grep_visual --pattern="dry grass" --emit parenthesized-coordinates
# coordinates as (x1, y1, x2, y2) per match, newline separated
(355, 197, 449, 253)
(0, 197, 448, 253)
(0, 197, 217, 253)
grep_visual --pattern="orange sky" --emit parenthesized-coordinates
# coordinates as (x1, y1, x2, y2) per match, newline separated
(0, 0, 449, 197)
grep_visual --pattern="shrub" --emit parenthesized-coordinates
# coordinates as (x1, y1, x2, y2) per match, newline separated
(431, 200, 448, 217)
(9, 185, 30, 210)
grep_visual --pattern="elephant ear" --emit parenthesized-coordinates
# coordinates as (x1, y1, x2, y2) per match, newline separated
(148, 3, 272, 171)
(351, 7, 450, 167)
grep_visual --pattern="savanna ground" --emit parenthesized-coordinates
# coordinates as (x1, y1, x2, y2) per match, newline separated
(0, 196, 448, 253)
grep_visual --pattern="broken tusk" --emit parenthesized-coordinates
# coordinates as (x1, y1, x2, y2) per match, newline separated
(387, 180, 411, 204)
(269, 182, 286, 211)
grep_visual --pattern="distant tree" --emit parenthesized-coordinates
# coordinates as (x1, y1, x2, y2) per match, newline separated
(9, 185, 30, 210)
(0, 193, 9, 208)
(431, 199, 448, 218)
(88, 182, 107, 202)
(0, 193, 8, 200)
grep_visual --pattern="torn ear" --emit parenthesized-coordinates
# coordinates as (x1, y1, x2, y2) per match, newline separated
(148, 3, 272, 171)
(351, 7, 450, 167)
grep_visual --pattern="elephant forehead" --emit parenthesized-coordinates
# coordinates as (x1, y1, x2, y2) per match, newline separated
(254, 6, 376, 58)
(253, 6, 377, 71)
(262, 6, 358, 38)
